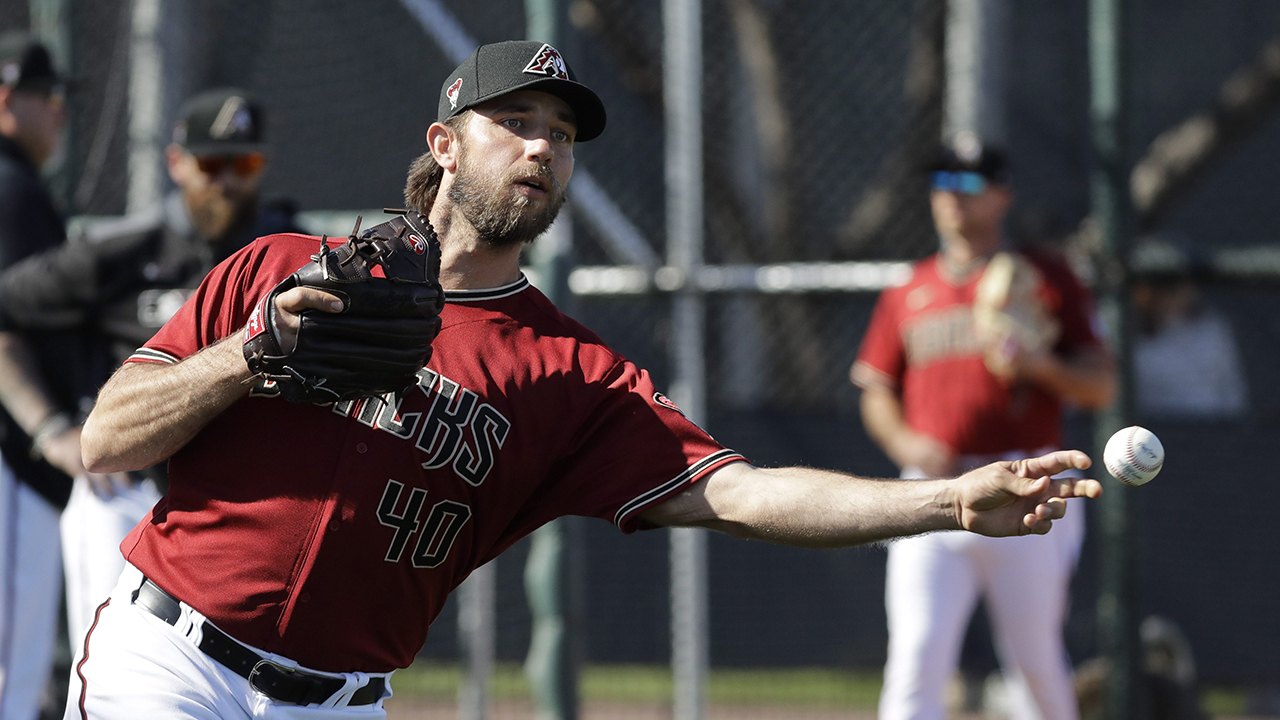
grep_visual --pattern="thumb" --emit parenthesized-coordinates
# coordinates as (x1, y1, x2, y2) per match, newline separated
(275, 286, 344, 314)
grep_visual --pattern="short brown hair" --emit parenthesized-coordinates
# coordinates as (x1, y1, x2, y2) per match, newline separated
(404, 112, 469, 216)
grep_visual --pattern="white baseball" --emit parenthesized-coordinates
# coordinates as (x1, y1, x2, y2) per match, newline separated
(1103, 426, 1164, 486)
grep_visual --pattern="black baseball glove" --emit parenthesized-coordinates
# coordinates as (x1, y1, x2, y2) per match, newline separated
(243, 209, 445, 404)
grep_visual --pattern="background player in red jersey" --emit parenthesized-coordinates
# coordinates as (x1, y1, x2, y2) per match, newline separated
(69, 43, 1100, 719)
(852, 135, 1116, 720)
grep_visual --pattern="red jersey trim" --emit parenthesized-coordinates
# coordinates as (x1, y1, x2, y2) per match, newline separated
(127, 348, 180, 365)
(445, 275, 530, 303)
(612, 449, 747, 529)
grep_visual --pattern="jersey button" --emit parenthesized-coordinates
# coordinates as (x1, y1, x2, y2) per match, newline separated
(300, 592, 311, 603)
(329, 521, 340, 532)
(356, 442, 368, 453)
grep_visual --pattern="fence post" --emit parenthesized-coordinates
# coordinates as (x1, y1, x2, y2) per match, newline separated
(664, 0, 709, 719)
(1088, 0, 1145, 718)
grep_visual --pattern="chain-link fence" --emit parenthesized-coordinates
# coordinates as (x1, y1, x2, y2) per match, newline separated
(9, 0, 1280, 717)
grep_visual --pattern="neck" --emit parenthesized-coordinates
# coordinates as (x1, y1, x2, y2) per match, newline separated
(938, 231, 1001, 281)
(430, 198, 524, 291)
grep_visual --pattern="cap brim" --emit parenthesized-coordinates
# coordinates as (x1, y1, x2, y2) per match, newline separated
(465, 76, 607, 143)
(183, 141, 267, 156)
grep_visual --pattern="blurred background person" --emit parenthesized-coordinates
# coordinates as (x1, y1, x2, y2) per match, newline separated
(0, 86, 301, 655)
(851, 136, 1115, 720)
(0, 31, 103, 720)
(1129, 238, 1248, 420)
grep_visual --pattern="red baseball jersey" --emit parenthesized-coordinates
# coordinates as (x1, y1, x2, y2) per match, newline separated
(852, 250, 1102, 456)
(121, 233, 745, 673)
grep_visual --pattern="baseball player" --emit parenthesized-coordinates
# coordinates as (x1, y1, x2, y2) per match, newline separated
(0, 87, 300, 651)
(69, 42, 1101, 719)
(852, 138, 1116, 720)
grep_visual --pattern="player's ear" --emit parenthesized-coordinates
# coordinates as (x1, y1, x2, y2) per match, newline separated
(165, 144, 190, 185)
(427, 122, 459, 172)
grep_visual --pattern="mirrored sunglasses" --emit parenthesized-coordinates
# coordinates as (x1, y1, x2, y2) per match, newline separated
(196, 152, 266, 178)
(931, 170, 988, 196)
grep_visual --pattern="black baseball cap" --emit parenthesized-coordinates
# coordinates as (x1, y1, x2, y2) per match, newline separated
(173, 88, 265, 156)
(930, 132, 1010, 184)
(438, 41, 606, 142)
(0, 32, 67, 92)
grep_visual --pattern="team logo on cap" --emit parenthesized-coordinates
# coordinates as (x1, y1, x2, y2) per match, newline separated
(446, 78, 463, 109)
(210, 96, 254, 140)
(523, 43, 569, 80)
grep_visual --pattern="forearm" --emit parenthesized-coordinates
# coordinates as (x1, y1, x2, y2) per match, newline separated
(1026, 348, 1115, 410)
(82, 334, 254, 473)
(0, 331, 66, 432)
(651, 463, 959, 548)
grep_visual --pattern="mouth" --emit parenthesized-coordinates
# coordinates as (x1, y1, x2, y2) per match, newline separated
(514, 176, 549, 194)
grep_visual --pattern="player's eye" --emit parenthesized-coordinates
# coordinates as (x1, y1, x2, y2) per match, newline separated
(552, 129, 571, 143)
(502, 118, 522, 129)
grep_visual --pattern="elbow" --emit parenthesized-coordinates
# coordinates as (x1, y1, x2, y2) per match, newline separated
(79, 416, 112, 473)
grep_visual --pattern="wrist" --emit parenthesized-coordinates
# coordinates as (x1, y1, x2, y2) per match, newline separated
(29, 411, 72, 461)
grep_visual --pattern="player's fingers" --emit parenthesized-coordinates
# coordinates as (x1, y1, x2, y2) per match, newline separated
(276, 286, 344, 315)
(1022, 512, 1052, 535)
(1054, 476, 1103, 499)
(1012, 449, 1091, 480)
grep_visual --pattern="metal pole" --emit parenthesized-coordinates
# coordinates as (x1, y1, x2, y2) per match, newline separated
(1088, 0, 1144, 718)
(458, 561, 497, 720)
(944, 0, 1010, 144)
(664, 0, 708, 719)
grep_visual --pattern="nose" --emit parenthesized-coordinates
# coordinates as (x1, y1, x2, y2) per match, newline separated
(524, 132, 553, 166)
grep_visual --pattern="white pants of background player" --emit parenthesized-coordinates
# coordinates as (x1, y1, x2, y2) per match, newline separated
(0, 455, 63, 720)
(65, 563, 392, 719)
(878, 451, 1085, 720)
(60, 475, 160, 652)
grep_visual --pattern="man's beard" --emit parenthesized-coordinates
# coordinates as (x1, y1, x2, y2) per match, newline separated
(447, 151, 566, 249)
(186, 186, 257, 243)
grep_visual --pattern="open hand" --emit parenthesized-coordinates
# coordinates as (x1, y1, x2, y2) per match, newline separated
(950, 450, 1102, 537)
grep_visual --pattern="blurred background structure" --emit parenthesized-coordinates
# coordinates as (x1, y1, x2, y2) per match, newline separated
(7, 0, 1280, 718)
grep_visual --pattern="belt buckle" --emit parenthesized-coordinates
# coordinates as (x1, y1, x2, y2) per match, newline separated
(249, 659, 335, 707)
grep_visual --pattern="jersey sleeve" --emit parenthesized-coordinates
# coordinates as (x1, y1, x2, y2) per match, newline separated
(851, 288, 906, 392)
(538, 359, 746, 534)
(125, 235, 310, 365)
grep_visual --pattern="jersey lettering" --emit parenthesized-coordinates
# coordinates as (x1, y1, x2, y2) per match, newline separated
(417, 376, 479, 469)
(409, 500, 472, 568)
(452, 404, 511, 486)
(376, 480, 427, 563)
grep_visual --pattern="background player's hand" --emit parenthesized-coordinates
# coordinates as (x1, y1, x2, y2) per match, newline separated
(948, 450, 1101, 537)
(889, 429, 957, 477)
(271, 286, 344, 353)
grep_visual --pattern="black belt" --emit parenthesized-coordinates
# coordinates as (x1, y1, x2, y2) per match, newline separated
(133, 578, 386, 707)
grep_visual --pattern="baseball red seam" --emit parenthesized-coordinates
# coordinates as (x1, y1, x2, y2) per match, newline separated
(1119, 426, 1158, 478)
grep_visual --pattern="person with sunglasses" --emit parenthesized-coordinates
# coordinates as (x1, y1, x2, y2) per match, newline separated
(0, 86, 301, 666)
(851, 134, 1116, 720)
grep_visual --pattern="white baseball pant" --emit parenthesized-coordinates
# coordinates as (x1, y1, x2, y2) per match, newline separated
(878, 452, 1085, 720)
(0, 454, 63, 720)
(60, 475, 160, 651)
(66, 563, 393, 720)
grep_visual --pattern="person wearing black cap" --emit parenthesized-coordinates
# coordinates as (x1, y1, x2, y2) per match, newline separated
(0, 85, 301, 660)
(0, 30, 106, 720)
(852, 134, 1116, 720)
(70, 43, 1098, 717)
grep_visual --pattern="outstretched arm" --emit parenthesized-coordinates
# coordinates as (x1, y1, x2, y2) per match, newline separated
(641, 450, 1100, 547)
(82, 286, 342, 473)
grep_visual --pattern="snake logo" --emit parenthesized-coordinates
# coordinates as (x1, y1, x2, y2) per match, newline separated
(446, 78, 463, 109)
(522, 44, 569, 80)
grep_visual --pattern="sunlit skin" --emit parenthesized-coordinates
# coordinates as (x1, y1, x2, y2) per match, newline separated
(0, 86, 65, 168)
